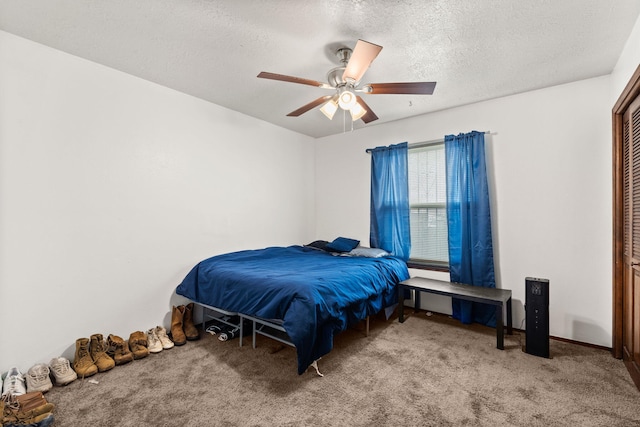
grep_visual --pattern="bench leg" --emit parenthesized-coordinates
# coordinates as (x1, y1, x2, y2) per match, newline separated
(496, 304, 504, 350)
(398, 285, 405, 323)
(506, 297, 513, 335)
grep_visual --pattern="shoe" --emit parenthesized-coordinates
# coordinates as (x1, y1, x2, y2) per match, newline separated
(72, 338, 98, 378)
(25, 365, 52, 393)
(4, 412, 55, 427)
(1, 368, 26, 397)
(4, 414, 55, 427)
(146, 328, 163, 354)
(48, 358, 77, 386)
(205, 324, 224, 335)
(128, 331, 149, 359)
(155, 326, 174, 349)
(90, 334, 115, 372)
(106, 334, 133, 365)
(15, 392, 53, 414)
(3, 411, 55, 427)
(218, 325, 241, 342)
(1, 391, 54, 427)
(170, 305, 187, 346)
(183, 303, 200, 341)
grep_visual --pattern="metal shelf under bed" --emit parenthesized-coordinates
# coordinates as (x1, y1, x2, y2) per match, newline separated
(195, 302, 294, 348)
(241, 314, 295, 349)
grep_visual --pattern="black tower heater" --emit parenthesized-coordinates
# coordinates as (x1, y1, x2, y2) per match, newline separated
(525, 277, 549, 358)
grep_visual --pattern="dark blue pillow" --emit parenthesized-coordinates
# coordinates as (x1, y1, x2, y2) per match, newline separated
(326, 237, 360, 253)
(304, 240, 330, 251)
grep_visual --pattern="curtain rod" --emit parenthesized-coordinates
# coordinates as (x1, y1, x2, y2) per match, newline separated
(365, 131, 492, 153)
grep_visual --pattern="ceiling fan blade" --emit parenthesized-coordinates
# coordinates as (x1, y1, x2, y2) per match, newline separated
(364, 82, 437, 95)
(355, 96, 378, 123)
(287, 96, 334, 117)
(343, 39, 382, 83)
(257, 71, 330, 88)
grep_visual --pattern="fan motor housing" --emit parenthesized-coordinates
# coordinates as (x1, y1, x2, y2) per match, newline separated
(327, 67, 346, 87)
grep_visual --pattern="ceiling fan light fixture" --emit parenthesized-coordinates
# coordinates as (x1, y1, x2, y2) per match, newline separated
(350, 102, 367, 121)
(320, 98, 338, 120)
(338, 89, 357, 110)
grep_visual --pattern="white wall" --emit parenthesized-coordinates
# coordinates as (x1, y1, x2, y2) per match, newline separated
(315, 76, 612, 347)
(0, 31, 315, 370)
(4, 15, 638, 371)
(612, 13, 640, 103)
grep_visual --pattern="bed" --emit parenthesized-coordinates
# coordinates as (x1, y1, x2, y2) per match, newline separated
(175, 244, 409, 374)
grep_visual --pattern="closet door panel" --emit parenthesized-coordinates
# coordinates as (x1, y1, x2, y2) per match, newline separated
(625, 268, 633, 355)
(622, 97, 640, 386)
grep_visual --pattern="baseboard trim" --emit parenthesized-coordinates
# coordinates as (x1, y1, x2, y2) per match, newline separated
(410, 308, 612, 352)
(547, 334, 611, 352)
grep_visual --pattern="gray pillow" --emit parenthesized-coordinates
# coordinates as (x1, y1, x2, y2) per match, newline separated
(347, 247, 390, 258)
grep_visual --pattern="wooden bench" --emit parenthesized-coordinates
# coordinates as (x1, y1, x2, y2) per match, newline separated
(398, 277, 513, 349)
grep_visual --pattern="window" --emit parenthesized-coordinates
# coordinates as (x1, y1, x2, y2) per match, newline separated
(408, 142, 449, 269)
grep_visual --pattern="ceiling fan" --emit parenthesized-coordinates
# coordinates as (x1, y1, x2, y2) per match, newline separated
(257, 39, 437, 124)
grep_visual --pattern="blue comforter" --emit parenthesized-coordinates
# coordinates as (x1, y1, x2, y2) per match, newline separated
(176, 245, 409, 374)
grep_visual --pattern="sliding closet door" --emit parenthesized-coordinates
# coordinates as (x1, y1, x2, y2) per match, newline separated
(621, 95, 640, 389)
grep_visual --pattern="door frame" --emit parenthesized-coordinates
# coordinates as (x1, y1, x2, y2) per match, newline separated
(613, 64, 640, 359)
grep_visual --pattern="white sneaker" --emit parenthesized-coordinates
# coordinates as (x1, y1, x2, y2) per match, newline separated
(49, 357, 77, 386)
(155, 326, 174, 350)
(26, 363, 52, 393)
(1, 367, 26, 396)
(146, 328, 163, 353)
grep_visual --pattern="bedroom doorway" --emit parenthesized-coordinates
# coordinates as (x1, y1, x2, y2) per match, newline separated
(613, 64, 640, 391)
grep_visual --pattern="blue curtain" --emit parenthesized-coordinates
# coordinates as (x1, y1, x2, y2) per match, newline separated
(445, 131, 496, 327)
(369, 142, 411, 261)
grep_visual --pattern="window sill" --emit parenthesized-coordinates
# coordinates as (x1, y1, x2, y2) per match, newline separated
(406, 261, 450, 273)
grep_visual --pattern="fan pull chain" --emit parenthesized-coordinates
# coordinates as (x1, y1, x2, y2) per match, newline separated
(343, 108, 346, 133)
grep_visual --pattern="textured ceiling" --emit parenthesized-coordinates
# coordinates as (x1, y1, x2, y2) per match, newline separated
(1, 0, 639, 138)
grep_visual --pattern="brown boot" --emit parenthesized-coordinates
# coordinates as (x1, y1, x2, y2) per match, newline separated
(171, 305, 187, 346)
(128, 331, 149, 359)
(8, 403, 55, 420)
(107, 334, 134, 365)
(15, 391, 48, 412)
(90, 334, 115, 372)
(72, 338, 98, 378)
(0, 395, 16, 425)
(2, 392, 55, 426)
(183, 303, 200, 341)
(3, 410, 54, 426)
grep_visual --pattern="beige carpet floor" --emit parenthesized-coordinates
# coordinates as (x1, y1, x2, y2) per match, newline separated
(45, 312, 640, 426)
